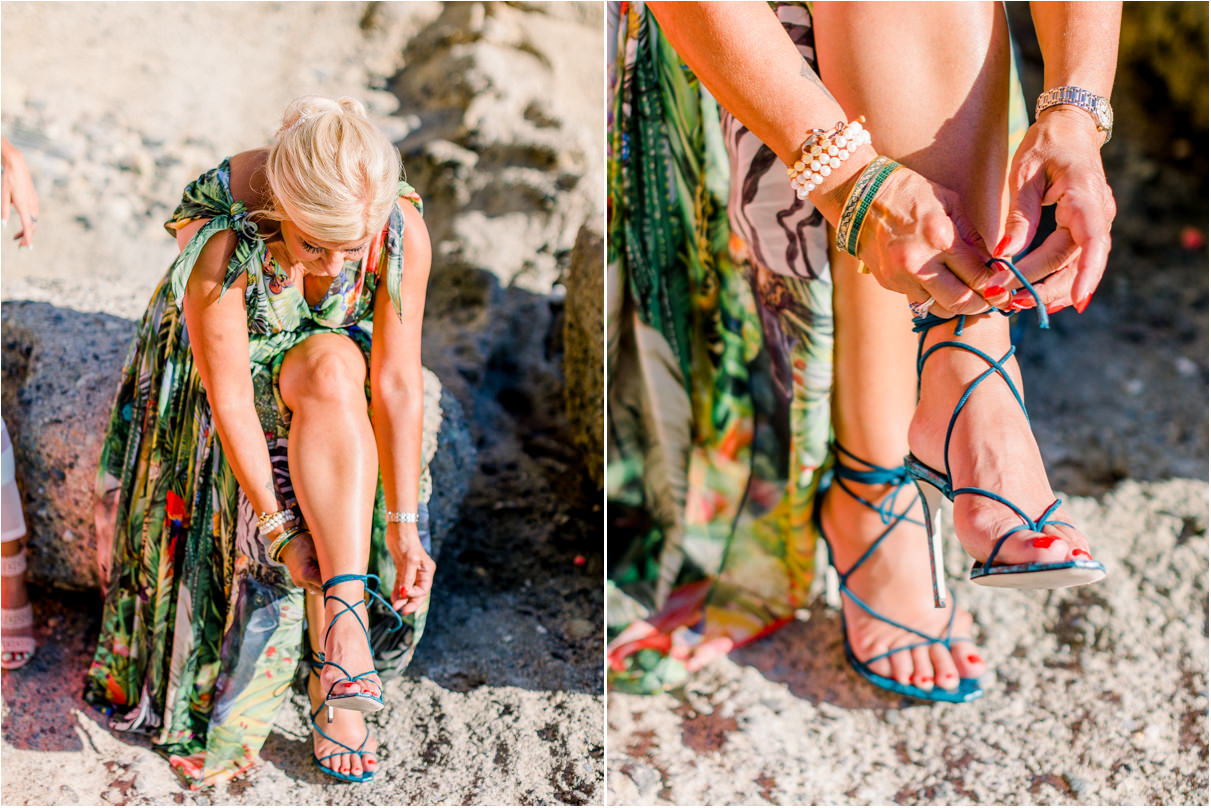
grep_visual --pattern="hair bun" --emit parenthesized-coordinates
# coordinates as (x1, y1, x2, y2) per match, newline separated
(276, 95, 367, 138)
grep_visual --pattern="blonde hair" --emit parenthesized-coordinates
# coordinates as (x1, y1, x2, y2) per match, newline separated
(259, 95, 401, 243)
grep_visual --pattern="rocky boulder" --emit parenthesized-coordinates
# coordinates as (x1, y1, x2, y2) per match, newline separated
(1, 300, 474, 591)
(563, 223, 604, 489)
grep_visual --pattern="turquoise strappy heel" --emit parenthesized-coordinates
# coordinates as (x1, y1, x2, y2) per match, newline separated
(816, 443, 983, 704)
(906, 259, 1106, 605)
(307, 651, 375, 783)
(319, 573, 402, 717)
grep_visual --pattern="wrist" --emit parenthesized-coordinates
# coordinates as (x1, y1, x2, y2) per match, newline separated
(1034, 106, 1107, 151)
(810, 143, 878, 227)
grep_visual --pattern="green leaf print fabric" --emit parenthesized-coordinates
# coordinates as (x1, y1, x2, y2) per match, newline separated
(84, 159, 434, 787)
(606, 1, 834, 694)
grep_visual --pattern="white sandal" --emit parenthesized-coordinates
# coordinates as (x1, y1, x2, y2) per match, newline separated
(1, 548, 36, 670)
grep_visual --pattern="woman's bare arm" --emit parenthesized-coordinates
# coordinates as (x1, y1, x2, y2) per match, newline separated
(369, 200, 434, 613)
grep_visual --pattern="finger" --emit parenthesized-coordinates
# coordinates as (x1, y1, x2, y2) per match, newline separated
(1055, 194, 1113, 302)
(921, 253, 994, 315)
(1000, 162, 1045, 257)
(1012, 227, 1080, 284)
(411, 559, 435, 597)
(16, 206, 35, 247)
(394, 557, 419, 610)
(1008, 261, 1080, 314)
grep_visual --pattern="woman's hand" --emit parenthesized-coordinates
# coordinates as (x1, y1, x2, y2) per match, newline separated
(846, 165, 1003, 315)
(1, 136, 39, 247)
(277, 529, 322, 593)
(997, 107, 1116, 313)
(387, 523, 435, 615)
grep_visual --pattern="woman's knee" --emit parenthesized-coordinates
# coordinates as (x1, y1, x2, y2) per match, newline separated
(281, 337, 367, 410)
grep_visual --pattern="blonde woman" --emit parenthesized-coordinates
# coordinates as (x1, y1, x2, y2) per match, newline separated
(85, 96, 435, 786)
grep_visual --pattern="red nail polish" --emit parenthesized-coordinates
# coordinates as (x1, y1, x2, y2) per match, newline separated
(984, 284, 1005, 299)
(994, 235, 1010, 255)
(1071, 548, 1092, 560)
(1075, 293, 1093, 314)
(1011, 290, 1036, 307)
(1046, 300, 1066, 315)
(967, 654, 983, 665)
(1032, 536, 1059, 549)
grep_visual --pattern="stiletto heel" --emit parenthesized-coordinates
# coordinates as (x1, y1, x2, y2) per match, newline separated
(320, 573, 402, 714)
(906, 258, 1107, 591)
(308, 651, 375, 783)
(814, 443, 982, 704)
(911, 476, 947, 609)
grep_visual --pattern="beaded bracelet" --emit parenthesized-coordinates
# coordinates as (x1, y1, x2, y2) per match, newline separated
(256, 508, 296, 536)
(268, 526, 305, 563)
(386, 510, 420, 524)
(788, 117, 872, 200)
(834, 156, 903, 258)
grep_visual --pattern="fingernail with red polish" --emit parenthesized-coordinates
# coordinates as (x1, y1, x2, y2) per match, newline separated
(1012, 290, 1036, 307)
(994, 235, 1010, 255)
(1046, 300, 1066, 315)
(1075, 293, 1093, 314)
(984, 284, 1005, 299)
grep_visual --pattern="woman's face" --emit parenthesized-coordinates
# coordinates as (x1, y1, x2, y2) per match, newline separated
(279, 218, 371, 277)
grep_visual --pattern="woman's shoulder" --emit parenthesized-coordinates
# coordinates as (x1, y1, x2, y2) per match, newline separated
(226, 148, 271, 211)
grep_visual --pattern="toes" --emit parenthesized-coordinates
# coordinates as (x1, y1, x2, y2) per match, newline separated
(951, 640, 986, 679)
(909, 646, 935, 691)
(887, 649, 914, 685)
(928, 643, 961, 691)
(363, 752, 378, 772)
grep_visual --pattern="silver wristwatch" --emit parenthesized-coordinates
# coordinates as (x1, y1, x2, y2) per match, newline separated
(1035, 86, 1114, 145)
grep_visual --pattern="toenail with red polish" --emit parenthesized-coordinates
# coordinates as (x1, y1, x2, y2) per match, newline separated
(1032, 536, 1059, 549)
(1071, 548, 1092, 559)
(967, 655, 982, 665)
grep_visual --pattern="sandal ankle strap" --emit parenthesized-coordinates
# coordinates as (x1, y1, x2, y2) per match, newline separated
(1, 604, 33, 630)
(0, 549, 27, 577)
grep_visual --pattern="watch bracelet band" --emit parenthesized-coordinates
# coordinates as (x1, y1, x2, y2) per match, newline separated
(1035, 85, 1112, 143)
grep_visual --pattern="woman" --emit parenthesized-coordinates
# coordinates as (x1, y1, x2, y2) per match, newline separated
(2, 133, 40, 670)
(84, 96, 436, 786)
(608, 1, 1118, 700)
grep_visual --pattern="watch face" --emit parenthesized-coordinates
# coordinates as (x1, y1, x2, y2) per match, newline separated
(1095, 97, 1113, 130)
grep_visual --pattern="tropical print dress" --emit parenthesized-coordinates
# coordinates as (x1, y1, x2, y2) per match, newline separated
(606, 1, 833, 694)
(83, 158, 436, 787)
(606, 1, 1031, 694)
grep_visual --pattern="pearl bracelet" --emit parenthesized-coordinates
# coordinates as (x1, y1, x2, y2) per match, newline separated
(386, 510, 420, 524)
(256, 508, 296, 536)
(788, 117, 872, 199)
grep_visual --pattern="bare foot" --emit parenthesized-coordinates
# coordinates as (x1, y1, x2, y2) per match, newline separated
(319, 579, 383, 705)
(821, 476, 985, 692)
(908, 313, 1094, 569)
(1, 540, 36, 669)
(308, 666, 378, 779)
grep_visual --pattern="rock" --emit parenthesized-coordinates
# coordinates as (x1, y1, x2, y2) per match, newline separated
(1, 300, 474, 591)
(562, 224, 604, 489)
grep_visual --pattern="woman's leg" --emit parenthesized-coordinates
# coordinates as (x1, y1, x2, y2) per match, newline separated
(279, 332, 380, 778)
(1, 419, 35, 669)
(818, 2, 1093, 566)
(812, 1, 1072, 691)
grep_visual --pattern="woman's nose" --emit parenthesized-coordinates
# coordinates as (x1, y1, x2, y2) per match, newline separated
(323, 250, 343, 273)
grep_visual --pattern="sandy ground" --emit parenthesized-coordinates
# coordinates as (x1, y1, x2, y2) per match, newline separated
(1, 2, 604, 804)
